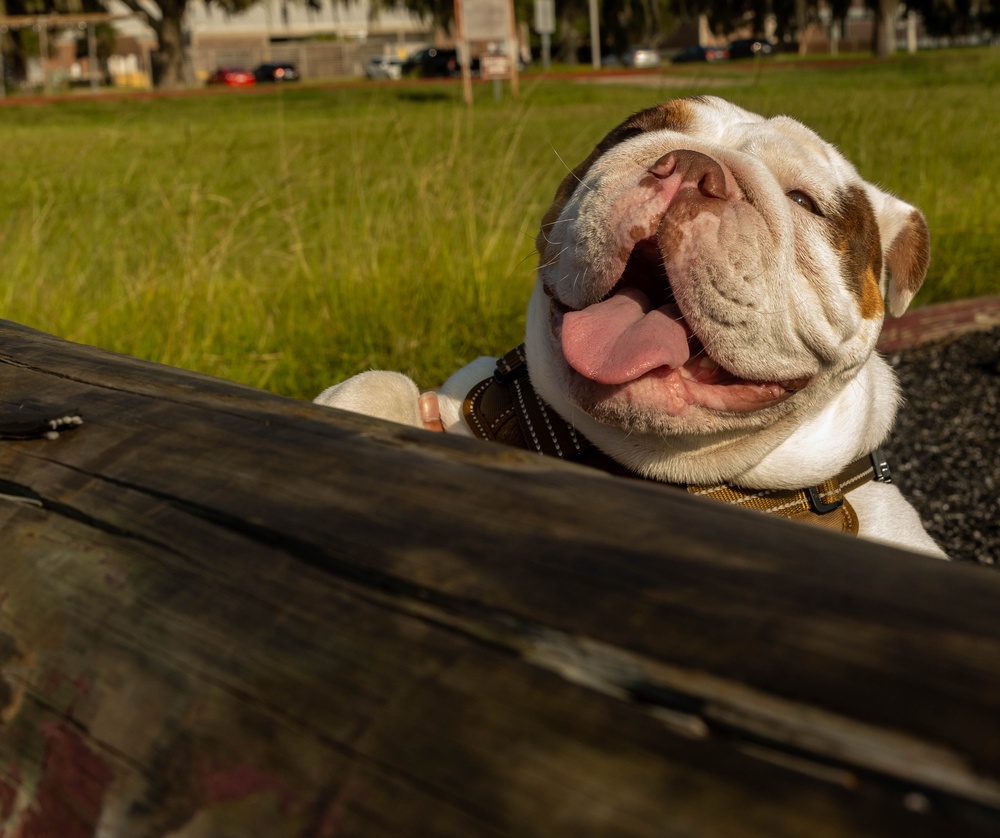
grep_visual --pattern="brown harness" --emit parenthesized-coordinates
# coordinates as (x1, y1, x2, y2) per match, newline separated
(462, 345, 892, 535)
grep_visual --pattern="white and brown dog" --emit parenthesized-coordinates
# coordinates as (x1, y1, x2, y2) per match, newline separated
(316, 96, 944, 557)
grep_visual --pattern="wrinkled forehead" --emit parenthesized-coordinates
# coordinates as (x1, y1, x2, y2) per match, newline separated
(537, 96, 872, 260)
(664, 97, 861, 186)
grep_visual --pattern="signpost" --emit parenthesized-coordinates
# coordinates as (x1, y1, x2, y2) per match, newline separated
(534, 0, 554, 70)
(480, 53, 511, 100)
(462, 0, 510, 40)
(455, 0, 519, 104)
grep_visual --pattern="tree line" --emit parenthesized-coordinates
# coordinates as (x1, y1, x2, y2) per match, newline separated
(0, 0, 995, 88)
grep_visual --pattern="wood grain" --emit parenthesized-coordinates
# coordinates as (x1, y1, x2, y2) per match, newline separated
(0, 318, 997, 836)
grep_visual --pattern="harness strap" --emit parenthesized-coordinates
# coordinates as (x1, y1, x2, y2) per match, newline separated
(463, 345, 635, 476)
(462, 345, 891, 535)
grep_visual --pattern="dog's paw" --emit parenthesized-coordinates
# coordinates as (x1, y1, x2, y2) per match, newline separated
(314, 371, 422, 428)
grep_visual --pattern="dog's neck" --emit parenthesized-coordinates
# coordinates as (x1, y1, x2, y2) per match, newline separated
(737, 359, 900, 489)
(462, 345, 895, 534)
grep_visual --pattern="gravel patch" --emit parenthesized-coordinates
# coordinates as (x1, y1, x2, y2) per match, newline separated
(885, 327, 1000, 565)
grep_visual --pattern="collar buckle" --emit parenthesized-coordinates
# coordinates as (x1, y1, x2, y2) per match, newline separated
(806, 485, 845, 515)
(870, 448, 892, 483)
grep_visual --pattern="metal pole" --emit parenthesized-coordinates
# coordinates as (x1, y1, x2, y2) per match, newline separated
(38, 23, 49, 93)
(588, 0, 600, 69)
(507, 0, 518, 98)
(88, 23, 99, 89)
(454, 0, 472, 106)
(534, 0, 554, 70)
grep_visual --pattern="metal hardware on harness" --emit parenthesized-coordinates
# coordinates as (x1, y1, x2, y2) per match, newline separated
(806, 485, 846, 515)
(493, 346, 530, 385)
(870, 448, 892, 484)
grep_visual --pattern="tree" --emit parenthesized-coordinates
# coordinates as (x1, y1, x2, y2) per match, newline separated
(117, 0, 181, 87)
(870, 0, 897, 55)
(374, 0, 454, 34)
(603, 0, 675, 52)
(114, 0, 265, 87)
(906, 0, 985, 36)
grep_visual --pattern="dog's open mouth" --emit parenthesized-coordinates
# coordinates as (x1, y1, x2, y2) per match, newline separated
(548, 237, 810, 414)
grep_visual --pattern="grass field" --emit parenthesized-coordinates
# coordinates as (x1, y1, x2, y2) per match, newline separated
(0, 48, 997, 398)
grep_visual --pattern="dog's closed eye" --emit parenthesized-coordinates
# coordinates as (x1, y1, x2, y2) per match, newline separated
(787, 189, 822, 216)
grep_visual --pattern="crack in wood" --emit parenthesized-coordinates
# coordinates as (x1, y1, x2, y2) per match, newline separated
(345, 585, 1000, 828)
(5, 464, 999, 827)
(2, 373, 997, 828)
(0, 477, 184, 558)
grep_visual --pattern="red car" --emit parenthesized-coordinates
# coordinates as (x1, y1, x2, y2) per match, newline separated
(207, 67, 256, 87)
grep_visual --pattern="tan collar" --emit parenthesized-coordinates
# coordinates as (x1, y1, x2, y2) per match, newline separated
(462, 345, 892, 535)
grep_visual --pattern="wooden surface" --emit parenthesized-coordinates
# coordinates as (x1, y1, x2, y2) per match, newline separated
(0, 317, 998, 837)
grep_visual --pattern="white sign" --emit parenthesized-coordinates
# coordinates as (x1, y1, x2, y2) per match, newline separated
(480, 54, 512, 79)
(534, 0, 555, 34)
(461, 0, 511, 41)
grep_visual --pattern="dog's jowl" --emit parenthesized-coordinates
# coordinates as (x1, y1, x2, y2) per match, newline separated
(316, 96, 944, 558)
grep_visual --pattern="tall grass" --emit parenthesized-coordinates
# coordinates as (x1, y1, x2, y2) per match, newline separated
(0, 49, 997, 398)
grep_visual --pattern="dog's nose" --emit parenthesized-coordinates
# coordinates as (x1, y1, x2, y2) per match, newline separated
(649, 150, 729, 200)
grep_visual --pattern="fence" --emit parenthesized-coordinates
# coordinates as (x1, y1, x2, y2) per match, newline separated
(190, 37, 419, 80)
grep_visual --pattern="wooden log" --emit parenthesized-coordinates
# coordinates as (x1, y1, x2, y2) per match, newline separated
(0, 317, 998, 837)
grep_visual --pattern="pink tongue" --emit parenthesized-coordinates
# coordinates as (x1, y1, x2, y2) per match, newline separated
(561, 287, 692, 385)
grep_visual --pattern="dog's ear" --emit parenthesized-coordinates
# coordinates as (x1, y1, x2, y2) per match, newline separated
(884, 207, 930, 317)
(866, 187, 931, 317)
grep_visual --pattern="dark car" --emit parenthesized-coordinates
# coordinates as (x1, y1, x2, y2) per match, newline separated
(402, 48, 479, 78)
(253, 62, 299, 82)
(207, 67, 256, 86)
(670, 44, 730, 63)
(727, 38, 776, 59)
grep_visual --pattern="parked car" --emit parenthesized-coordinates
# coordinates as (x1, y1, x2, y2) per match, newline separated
(403, 48, 479, 78)
(207, 67, 256, 86)
(622, 46, 661, 68)
(670, 44, 730, 63)
(253, 62, 299, 82)
(727, 38, 776, 59)
(365, 55, 404, 80)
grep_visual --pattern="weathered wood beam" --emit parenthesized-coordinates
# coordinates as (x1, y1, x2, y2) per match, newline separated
(0, 318, 997, 836)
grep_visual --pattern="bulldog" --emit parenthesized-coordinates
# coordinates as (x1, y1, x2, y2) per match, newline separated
(316, 96, 944, 558)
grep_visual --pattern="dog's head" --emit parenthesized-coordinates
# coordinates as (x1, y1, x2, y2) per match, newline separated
(524, 96, 930, 484)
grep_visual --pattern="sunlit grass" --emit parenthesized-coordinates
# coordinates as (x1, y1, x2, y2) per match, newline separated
(0, 48, 997, 397)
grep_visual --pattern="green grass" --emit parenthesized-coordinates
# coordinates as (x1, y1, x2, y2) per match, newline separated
(1, 49, 998, 397)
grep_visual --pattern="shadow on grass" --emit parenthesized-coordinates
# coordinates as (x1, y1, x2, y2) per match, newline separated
(393, 89, 455, 103)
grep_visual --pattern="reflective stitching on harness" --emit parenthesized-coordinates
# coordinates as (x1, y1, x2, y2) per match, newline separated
(536, 398, 578, 456)
(464, 345, 881, 535)
(761, 495, 813, 515)
(840, 466, 874, 491)
(464, 379, 491, 439)
(692, 484, 782, 503)
(689, 484, 728, 496)
(511, 378, 544, 453)
(493, 405, 516, 425)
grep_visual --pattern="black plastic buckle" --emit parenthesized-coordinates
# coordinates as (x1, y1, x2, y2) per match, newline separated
(870, 448, 892, 484)
(494, 350, 530, 385)
(806, 486, 845, 515)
